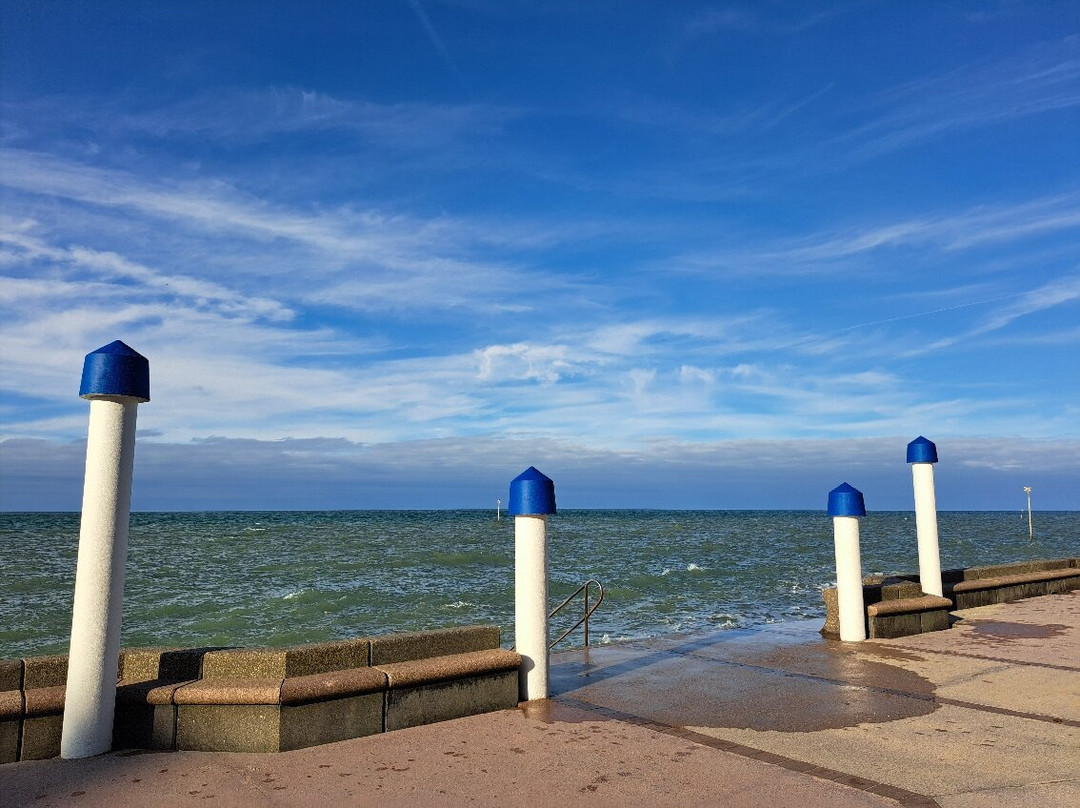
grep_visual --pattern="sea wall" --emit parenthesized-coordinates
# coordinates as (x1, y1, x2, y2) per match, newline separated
(821, 557, 1080, 639)
(0, 624, 521, 763)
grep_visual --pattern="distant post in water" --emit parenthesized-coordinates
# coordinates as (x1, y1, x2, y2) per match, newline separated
(828, 482, 867, 642)
(61, 341, 150, 759)
(907, 436, 943, 597)
(510, 466, 556, 701)
(1024, 486, 1033, 539)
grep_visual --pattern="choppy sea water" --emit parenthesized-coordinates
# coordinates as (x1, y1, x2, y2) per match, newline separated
(1, 510, 1077, 658)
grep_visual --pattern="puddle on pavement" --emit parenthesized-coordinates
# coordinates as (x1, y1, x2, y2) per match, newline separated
(549, 643, 940, 733)
(968, 621, 1069, 641)
(700, 651, 938, 732)
(856, 644, 928, 663)
(518, 699, 598, 724)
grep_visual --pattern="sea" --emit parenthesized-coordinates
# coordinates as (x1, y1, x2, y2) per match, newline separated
(1, 510, 1077, 659)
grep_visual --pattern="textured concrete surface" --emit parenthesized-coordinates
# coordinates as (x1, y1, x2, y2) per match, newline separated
(277, 666, 386, 702)
(377, 649, 520, 688)
(369, 624, 502, 665)
(22, 655, 67, 689)
(0, 659, 22, 691)
(555, 592, 1079, 808)
(384, 670, 520, 732)
(0, 705, 909, 808)
(175, 704, 282, 754)
(119, 647, 206, 682)
(199, 638, 372, 680)
(0, 716, 18, 765)
(278, 693, 384, 751)
(1, 593, 1076, 807)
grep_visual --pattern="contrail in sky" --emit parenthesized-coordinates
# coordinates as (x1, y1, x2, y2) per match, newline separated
(832, 292, 1024, 333)
(780, 291, 1027, 353)
(408, 0, 472, 95)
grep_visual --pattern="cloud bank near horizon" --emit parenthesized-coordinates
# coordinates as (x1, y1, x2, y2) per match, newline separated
(3, 434, 1075, 512)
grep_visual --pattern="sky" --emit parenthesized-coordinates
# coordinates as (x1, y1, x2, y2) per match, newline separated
(1, 1, 1079, 511)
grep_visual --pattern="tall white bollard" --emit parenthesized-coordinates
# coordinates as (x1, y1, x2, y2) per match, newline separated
(907, 436, 943, 597)
(1024, 486, 1033, 540)
(510, 466, 556, 702)
(828, 482, 867, 642)
(61, 341, 149, 759)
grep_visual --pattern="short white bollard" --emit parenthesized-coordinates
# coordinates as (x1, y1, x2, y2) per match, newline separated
(61, 341, 149, 759)
(907, 436, 943, 597)
(828, 482, 867, 642)
(510, 466, 556, 701)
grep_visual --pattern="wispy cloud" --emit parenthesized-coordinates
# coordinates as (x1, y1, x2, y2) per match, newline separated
(495, 36, 1080, 206)
(2, 89, 513, 148)
(682, 3, 861, 39)
(677, 192, 1080, 275)
(601, 82, 836, 138)
(627, 35, 1080, 199)
(683, 7, 760, 37)
(834, 37, 1080, 162)
(2, 148, 425, 256)
(0, 223, 293, 321)
(0, 149, 582, 318)
(5, 146, 1076, 450)
(918, 271, 1080, 353)
(976, 272, 1080, 331)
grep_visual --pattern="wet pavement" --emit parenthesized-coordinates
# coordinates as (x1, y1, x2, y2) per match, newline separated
(2, 592, 1077, 807)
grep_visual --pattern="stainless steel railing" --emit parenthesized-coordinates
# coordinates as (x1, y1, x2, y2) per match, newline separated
(548, 579, 604, 649)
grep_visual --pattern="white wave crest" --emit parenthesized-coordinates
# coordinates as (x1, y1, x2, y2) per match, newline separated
(443, 600, 476, 610)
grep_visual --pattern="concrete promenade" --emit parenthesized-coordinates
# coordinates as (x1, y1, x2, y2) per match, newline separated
(2, 592, 1077, 807)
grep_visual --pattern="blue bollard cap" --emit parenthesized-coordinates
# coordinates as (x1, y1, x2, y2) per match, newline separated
(508, 466, 556, 516)
(906, 436, 938, 464)
(827, 482, 866, 517)
(79, 340, 150, 402)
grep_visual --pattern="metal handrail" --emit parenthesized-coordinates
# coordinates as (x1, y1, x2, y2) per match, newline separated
(548, 579, 604, 649)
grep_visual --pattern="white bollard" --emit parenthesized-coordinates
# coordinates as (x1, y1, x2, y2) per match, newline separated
(510, 466, 556, 701)
(61, 341, 149, 759)
(1024, 486, 1033, 540)
(828, 482, 867, 642)
(907, 436, 943, 597)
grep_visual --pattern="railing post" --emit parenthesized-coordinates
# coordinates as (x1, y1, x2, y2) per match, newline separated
(510, 466, 556, 701)
(61, 341, 149, 758)
(828, 482, 867, 642)
(584, 583, 590, 647)
(907, 436, 943, 597)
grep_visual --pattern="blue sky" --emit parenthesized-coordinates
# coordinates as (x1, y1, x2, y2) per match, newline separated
(2, 1, 1079, 511)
